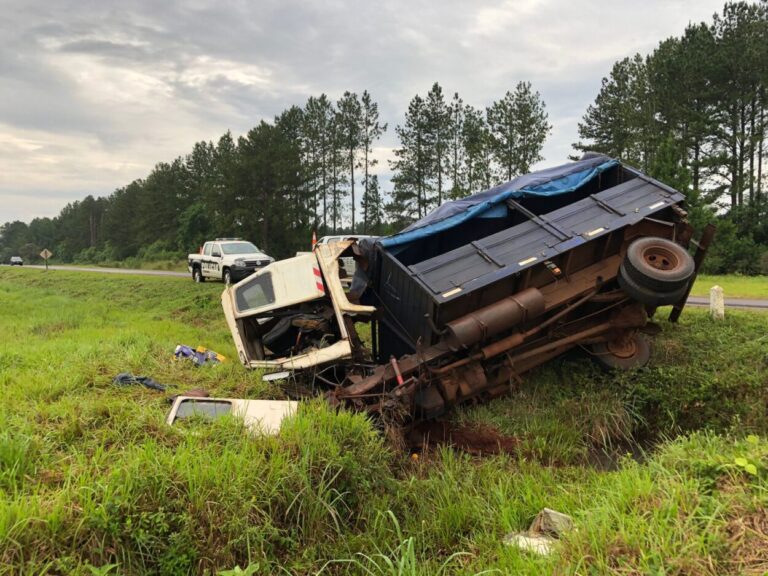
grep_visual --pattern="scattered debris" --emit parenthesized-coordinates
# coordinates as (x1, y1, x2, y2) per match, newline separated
(174, 344, 227, 366)
(166, 396, 298, 435)
(113, 372, 169, 392)
(505, 533, 556, 555)
(504, 508, 574, 556)
(530, 508, 574, 537)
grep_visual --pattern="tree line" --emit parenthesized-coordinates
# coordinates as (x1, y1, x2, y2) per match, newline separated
(2, 2, 767, 273)
(574, 1, 768, 273)
(0, 82, 549, 262)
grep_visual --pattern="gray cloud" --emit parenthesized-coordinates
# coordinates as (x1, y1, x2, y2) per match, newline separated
(0, 0, 725, 224)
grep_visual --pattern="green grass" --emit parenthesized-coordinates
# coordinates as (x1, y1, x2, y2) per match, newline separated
(691, 274, 768, 299)
(47, 259, 190, 272)
(1, 266, 767, 575)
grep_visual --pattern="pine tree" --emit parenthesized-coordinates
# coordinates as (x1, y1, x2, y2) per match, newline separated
(337, 91, 363, 231)
(425, 82, 450, 205)
(359, 91, 387, 233)
(509, 81, 551, 174)
(361, 174, 384, 234)
(303, 95, 335, 231)
(446, 92, 466, 199)
(390, 94, 434, 219)
(462, 104, 495, 192)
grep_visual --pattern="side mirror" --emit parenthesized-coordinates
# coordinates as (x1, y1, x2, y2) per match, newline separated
(212, 251, 221, 258)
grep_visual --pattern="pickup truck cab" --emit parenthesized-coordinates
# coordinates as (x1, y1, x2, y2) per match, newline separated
(188, 239, 274, 284)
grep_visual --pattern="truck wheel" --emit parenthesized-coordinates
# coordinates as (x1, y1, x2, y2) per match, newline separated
(223, 269, 232, 285)
(618, 265, 689, 306)
(193, 267, 205, 283)
(590, 332, 651, 371)
(621, 237, 694, 293)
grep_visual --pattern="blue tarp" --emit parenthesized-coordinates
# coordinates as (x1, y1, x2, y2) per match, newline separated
(380, 155, 618, 249)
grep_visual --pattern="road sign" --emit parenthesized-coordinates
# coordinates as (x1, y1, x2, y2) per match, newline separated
(40, 248, 53, 271)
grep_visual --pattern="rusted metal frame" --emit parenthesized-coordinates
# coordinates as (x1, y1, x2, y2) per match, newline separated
(539, 254, 621, 309)
(506, 322, 615, 365)
(338, 341, 451, 397)
(340, 254, 622, 399)
(431, 286, 601, 376)
(669, 223, 716, 322)
(479, 287, 600, 360)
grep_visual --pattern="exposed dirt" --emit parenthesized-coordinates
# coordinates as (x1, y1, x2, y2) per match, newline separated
(407, 420, 519, 456)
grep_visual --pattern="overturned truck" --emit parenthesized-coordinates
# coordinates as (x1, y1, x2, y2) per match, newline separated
(222, 155, 714, 423)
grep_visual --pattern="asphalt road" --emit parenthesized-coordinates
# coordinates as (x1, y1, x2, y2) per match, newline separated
(4, 264, 188, 277)
(3, 264, 767, 309)
(685, 296, 768, 309)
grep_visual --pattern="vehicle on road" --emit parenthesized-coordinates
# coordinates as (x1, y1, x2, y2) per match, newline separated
(188, 239, 273, 284)
(10, 256, 23, 266)
(221, 155, 713, 423)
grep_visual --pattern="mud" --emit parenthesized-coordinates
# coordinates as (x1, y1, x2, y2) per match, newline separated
(407, 420, 519, 456)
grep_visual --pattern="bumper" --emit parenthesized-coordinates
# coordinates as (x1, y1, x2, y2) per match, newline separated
(230, 265, 264, 282)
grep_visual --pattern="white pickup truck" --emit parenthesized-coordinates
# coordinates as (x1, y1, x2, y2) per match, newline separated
(188, 238, 274, 284)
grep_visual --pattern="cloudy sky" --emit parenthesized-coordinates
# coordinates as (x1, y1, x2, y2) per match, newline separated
(1, 0, 726, 224)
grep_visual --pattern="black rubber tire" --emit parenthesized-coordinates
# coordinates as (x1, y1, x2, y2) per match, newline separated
(622, 237, 695, 292)
(618, 266, 689, 307)
(193, 267, 205, 283)
(223, 269, 232, 285)
(590, 332, 651, 371)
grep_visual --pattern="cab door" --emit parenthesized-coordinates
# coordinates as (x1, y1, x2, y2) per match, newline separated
(209, 243, 222, 277)
(202, 242, 214, 277)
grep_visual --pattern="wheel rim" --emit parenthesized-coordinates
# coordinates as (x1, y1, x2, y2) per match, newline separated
(606, 336, 638, 359)
(641, 245, 679, 271)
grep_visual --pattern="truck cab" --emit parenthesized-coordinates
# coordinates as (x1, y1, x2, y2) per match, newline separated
(221, 242, 375, 372)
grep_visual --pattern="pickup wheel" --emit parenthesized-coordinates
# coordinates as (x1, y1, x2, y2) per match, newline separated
(621, 237, 694, 293)
(192, 266, 205, 283)
(223, 268, 232, 285)
(590, 332, 651, 371)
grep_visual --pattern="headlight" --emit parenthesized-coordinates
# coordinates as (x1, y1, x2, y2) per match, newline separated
(234, 258, 246, 267)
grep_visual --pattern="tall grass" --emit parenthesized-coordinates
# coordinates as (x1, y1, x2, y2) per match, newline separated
(1, 267, 767, 574)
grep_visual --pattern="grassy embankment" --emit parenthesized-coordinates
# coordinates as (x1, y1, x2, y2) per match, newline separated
(691, 274, 768, 299)
(1, 266, 767, 575)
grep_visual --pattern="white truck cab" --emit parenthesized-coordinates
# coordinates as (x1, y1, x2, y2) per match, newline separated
(188, 238, 274, 284)
(221, 240, 375, 373)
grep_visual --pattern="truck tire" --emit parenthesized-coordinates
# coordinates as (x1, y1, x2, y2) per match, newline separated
(223, 268, 232, 285)
(590, 332, 651, 371)
(618, 267, 689, 307)
(621, 237, 694, 293)
(193, 266, 205, 283)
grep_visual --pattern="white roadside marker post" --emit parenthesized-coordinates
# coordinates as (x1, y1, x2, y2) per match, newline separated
(710, 285, 725, 320)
